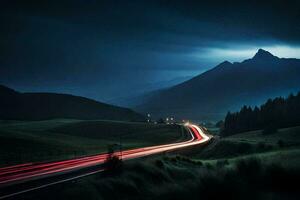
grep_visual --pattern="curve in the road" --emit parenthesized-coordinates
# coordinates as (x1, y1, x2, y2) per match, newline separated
(0, 124, 210, 186)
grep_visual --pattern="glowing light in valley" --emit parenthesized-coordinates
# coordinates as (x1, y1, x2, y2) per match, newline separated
(184, 122, 190, 126)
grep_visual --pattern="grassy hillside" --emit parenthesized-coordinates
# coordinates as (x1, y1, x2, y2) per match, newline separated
(225, 126, 300, 146)
(193, 126, 300, 159)
(0, 119, 187, 167)
(6, 125, 300, 200)
(0, 85, 144, 121)
(18, 153, 300, 200)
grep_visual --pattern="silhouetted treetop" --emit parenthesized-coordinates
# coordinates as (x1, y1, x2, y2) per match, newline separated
(221, 92, 300, 136)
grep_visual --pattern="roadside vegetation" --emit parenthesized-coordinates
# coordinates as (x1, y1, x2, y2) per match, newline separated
(19, 154, 300, 200)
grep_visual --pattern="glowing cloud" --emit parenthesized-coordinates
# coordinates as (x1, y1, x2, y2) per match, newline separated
(193, 45, 300, 64)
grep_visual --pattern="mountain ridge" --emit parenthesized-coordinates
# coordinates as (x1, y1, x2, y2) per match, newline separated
(134, 49, 300, 121)
(0, 85, 144, 121)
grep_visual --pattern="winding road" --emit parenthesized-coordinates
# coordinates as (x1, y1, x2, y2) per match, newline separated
(0, 123, 211, 199)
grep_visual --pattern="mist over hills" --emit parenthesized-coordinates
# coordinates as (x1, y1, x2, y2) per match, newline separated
(134, 49, 300, 121)
(108, 76, 193, 107)
(0, 85, 144, 121)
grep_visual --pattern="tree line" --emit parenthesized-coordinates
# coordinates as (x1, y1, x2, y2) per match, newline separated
(221, 92, 300, 136)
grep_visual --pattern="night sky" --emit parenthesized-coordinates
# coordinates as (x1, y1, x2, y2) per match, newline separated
(1, 0, 300, 102)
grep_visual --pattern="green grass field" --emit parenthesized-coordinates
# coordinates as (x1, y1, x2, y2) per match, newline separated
(192, 126, 300, 160)
(224, 126, 300, 146)
(0, 119, 187, 167)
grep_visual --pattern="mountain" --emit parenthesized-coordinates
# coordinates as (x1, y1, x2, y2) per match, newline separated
(135, 49, 300, 121)
(0, 85, 144, 121)
(107, 76, 194, 107)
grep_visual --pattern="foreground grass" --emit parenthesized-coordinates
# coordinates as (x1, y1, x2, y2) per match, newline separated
(0, 119, 186, 167)
(20, 153, 300, 200)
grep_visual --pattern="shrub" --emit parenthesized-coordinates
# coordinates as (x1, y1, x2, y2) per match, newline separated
(205, 162, 214, 169)
(216, 159, 229, 168)
(196, 160, 203, 166)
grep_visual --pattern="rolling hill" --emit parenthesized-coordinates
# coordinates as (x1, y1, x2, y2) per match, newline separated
(135, 49, 300, 121)
(0, 85, 144, 121)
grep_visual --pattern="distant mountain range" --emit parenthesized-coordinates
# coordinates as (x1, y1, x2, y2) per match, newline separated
(108, 76, 193, 107)
(0, 85, 144, 121)
(134, 49, 300, 121)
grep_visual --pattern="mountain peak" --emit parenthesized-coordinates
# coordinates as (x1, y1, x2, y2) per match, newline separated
(217, 60, 232, 67)
(221, 60, 232, 65)
(252, 49, 277, 61)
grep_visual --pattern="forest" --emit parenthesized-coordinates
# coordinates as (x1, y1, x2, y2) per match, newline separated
(221, 92, 300, 136)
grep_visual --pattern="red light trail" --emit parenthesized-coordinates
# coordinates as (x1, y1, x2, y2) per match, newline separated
(0, 124, 211, 199)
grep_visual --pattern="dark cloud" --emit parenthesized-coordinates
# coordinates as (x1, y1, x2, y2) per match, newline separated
(0, 0, 299, 101)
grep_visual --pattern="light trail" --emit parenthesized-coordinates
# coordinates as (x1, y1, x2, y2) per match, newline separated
(0, 124, 211, 199)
